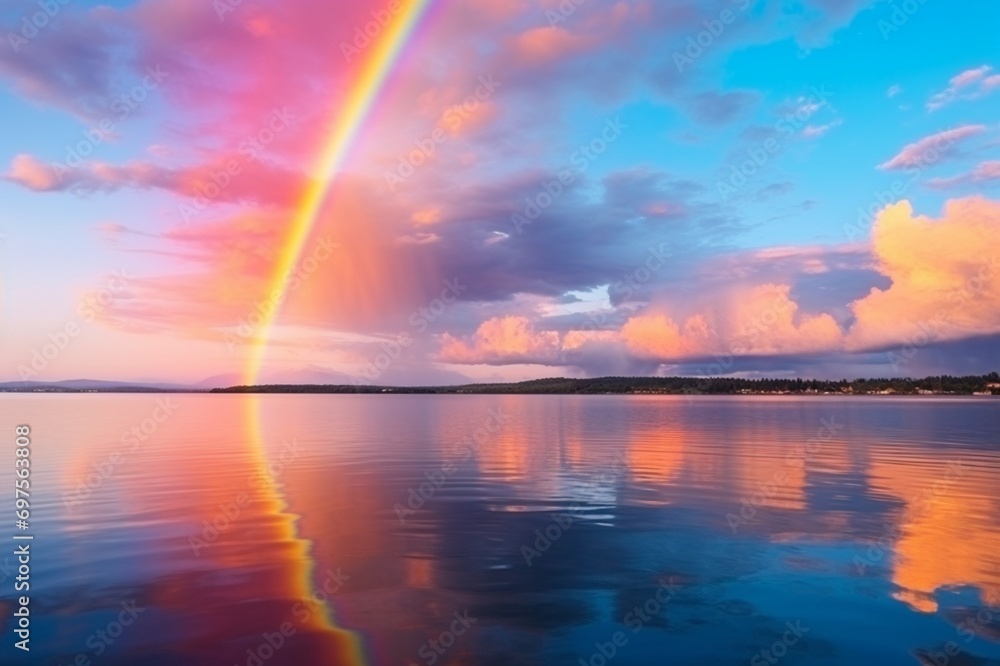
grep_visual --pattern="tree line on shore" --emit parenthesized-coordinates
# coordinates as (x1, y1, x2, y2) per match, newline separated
(214, 372, 1000, 395)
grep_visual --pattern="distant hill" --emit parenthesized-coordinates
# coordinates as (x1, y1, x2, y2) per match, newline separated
(193, 368, 358, 389)
(0, 379, 195, 392)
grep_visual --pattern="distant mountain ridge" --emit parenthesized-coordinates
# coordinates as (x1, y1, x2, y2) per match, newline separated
(1, 365, 476, 392)
(0, 379, 193, 391)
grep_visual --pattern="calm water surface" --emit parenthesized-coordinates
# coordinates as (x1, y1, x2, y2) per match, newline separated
(1, 394, 999, 665)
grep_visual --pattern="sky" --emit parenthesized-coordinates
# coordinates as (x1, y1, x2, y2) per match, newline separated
(0, 0, 998, 386)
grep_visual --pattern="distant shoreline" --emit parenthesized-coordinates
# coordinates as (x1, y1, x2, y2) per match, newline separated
(3, 374, 997, 396)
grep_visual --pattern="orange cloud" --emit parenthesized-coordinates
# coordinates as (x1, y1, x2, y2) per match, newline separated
(411, 207, 442, 225)
(439, 316, 562, 364)
(623, 197, 1000, 361)
(621, 313, 713, 359)
(621, 285, 842, 361)
(437, 98, 500, 138)
(437, 197, 1000, 368)
(847, 197, 1000, 350)
(509, 26, 597, 64)
(435, 197, 1000, 367)
(562, 329, 618, 350)
(727, 285, 842, 355)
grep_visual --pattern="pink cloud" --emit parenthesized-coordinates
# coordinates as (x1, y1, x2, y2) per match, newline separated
(3, 152, 304, 210)
(927, 65, 997, 111)
(975, 161, 1000, 179)
(87, 172, 454, 341)
(928, 160, 1000, 190)
(4, 154, 62, 190)
(951, 66, 992, 88)
(472, 0, 529, 20)
(877, 125, 985, 170)
(801, 119, 842, 139)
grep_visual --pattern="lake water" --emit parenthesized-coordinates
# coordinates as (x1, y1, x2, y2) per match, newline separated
(1, 394, 999, 666)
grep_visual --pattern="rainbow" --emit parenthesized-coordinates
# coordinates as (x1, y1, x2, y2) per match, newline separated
(244, 0, 435, 386)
